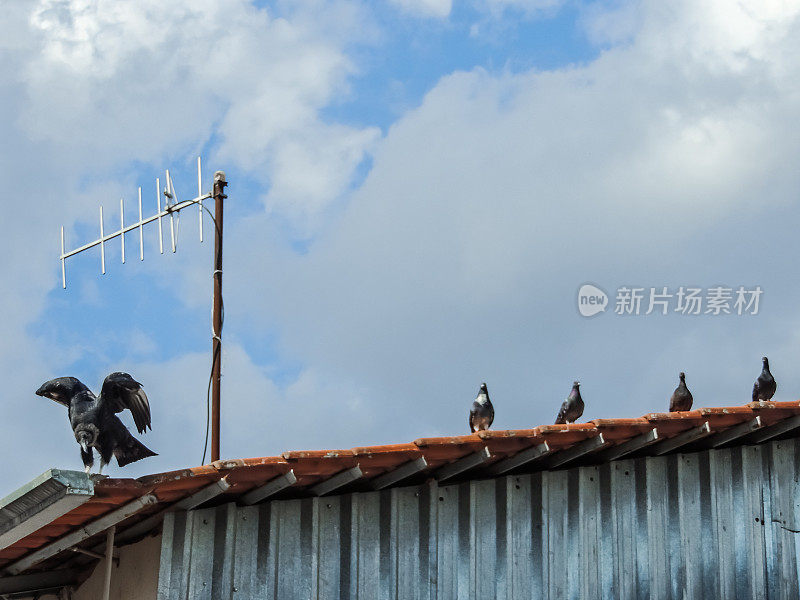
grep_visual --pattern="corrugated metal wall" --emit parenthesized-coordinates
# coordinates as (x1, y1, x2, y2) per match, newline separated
(157, 439, 800, 599)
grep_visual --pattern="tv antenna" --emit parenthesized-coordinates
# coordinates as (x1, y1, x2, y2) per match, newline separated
(58, 157, 228, 463)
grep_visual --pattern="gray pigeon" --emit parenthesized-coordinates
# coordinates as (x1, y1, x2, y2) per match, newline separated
(36, 372, 156, 473)
(555, 381, 583, 424)
(469, 383, 494, 433)
(752, 356, 777, 402)
(669, 372, 693, 412)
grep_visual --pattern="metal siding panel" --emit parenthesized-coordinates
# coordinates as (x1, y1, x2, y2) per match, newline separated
(435, 482, 458, 600)
(530, 471, 546, 600)
(353, 492, 381, 599)
(596, 463, 616, 599)
(728, 447, 753, 599)
(644, 456, 671, 600)
(677, 452, 703, 599)
(507, 475, 533, 600)
(262, 502, 279, 600)
(231, 506, 261, 599)
(494, 479, 508, 600)
(565, 469, 581, 600)
(741, 444, 768, 598)
(611, 460, 637, 599)
(274, 499, 308, 599)
(394, 486, 423, 600)
(426, 482, 438, 600)
(768, 439, 799, 600)
(456, 482, 471, 599)
(633, 459, 650, 598)
(697, 452, 718, 598)
(761, 443, 778, 600)
(471, 479, 497, 600)
(545, 470, 568, 599)
(211, 503, 237, 600)
(664, 454, 683, 600)
(793, 440, 800, 594)
(578, 466, 600, 599)
(317, 496, 342, 599)
(156, 511, 177, 600)
(154, 441, 800, 600)
(186, 507, 217, 600)
(710, 448, 737, 600)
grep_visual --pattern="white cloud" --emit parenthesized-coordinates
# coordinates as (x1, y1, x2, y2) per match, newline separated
(224, 0, 800, 443)
(389, 0, 453, 18)
(21, 0, 380, 224)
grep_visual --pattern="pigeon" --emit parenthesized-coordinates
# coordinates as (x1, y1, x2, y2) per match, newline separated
(669, 372, 693, 412)
(36, 372, 156, 473)
(555, 381, 583, 424)
(469, 383, 494, 433)
(752, 356, 777, 402)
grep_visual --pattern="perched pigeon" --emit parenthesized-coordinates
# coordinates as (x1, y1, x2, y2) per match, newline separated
(669, 372, 693, 412)
(469, 383, 494, 433)
(555, 381, 583, 424)
(36, 372, 156, 473)
(752, 356, 777, 402)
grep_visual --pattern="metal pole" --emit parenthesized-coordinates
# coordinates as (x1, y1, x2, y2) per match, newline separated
(211, 171, 226, 463)
(101, 525, 115, 600)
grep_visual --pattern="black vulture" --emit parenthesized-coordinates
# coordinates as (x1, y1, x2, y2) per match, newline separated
(36, 372, 156, 473)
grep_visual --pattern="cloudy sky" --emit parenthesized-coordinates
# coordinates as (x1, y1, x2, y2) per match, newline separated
(2, 0, 800, 490)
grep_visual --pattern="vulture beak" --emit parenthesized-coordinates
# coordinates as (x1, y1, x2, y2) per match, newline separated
(79, 441, 90, 454)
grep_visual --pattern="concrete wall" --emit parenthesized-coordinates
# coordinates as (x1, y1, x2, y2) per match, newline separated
(157, 438, 800, 600)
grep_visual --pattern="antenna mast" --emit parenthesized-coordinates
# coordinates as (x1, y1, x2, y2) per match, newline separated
(211, 171, 226, 463)
(59, 158, 227, 463)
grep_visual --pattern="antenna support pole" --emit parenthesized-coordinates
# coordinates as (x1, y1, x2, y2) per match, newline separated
(211, 171, 227, 463)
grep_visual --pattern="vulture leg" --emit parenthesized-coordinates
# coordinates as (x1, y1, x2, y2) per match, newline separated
(81, 448, 93, 474)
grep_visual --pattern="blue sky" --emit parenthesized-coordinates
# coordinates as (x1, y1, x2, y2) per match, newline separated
(3, 0, 800, 491)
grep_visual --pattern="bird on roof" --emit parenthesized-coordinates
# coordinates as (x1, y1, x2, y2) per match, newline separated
(555, 381, 583, 424)
(752, 356, 777, 403)
(35, 372, 156, 474)
(669, 372, 693, 412)
(469, 383, 494, 433)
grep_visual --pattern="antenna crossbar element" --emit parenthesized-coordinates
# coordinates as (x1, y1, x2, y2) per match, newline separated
(60, 194, 211, 286)
(59, 157, 211, 289)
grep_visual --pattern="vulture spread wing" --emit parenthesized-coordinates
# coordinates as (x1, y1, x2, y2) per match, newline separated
(35, 376, 84, 407)
(100, 372, 152, 434)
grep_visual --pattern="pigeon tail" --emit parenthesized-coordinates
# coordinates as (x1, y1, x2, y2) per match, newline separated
(114, 433, 157, 467)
